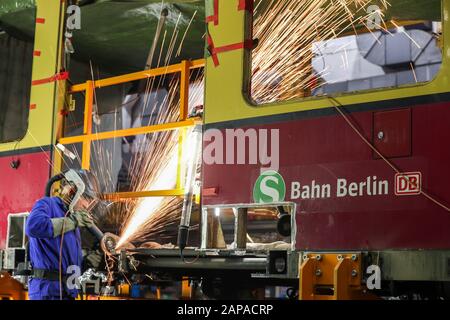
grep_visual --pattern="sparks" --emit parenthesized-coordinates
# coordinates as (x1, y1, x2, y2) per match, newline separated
(251, 0, 389, 103)
(116, 143, 179, 248)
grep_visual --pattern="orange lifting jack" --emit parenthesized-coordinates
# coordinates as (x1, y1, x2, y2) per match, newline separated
(299, 253, 376, 300)
(181, 277, 193, 299)
(0, 272, 27, 300)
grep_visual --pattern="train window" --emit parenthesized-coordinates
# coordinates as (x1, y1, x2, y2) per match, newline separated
(249, 0, 443, 105)
(0, 3, 36, 142)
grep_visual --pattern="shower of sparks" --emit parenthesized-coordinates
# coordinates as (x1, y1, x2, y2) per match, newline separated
(115, 0, 396, 246)
(116, 126, 201, 248)
(251, 0, 391, 104)
(116, 143, 178, 247)
(114, 72, 204, 248)
(66, 8, 205, 247)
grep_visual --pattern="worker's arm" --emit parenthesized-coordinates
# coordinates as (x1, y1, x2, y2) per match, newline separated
(51, 210, 94, 237)
(26, 199, 58, 239)
(26, 199, 93, 238)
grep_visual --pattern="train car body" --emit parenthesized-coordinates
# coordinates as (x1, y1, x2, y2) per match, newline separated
(0, 2, 66, 249)
(201, 0, 450, 290)
(1, 0, 450, 299)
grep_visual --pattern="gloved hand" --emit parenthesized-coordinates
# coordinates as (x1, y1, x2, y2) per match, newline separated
(51, 210, 94, 237)
(70, 210, 94, 228)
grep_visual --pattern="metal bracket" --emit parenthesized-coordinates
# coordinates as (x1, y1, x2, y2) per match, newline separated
(299, 252, 376, 300)
(68, 94, 76, 111)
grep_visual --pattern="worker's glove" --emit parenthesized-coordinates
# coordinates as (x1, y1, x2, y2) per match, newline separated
(70, 210, 94, 228)
(51, 210, 93, 237)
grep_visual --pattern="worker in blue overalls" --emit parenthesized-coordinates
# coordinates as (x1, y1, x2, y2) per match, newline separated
(26, 170, 100, 300)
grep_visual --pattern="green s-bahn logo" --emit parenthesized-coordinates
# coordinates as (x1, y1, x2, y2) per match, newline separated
(253, 170, 286, 204)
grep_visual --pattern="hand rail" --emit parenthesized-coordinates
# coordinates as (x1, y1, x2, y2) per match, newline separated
(55, 59, 205, 199)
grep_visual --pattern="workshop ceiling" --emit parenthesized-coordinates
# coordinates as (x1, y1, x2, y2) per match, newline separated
(0, 0, 205, 75)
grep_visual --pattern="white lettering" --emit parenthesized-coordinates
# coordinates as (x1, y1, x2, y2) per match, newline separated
(225, 128, 258, 165)
(379, 180, 389, 195)
(203, 129, 224, 165)
(337, 179, 348, 197)
(202, 128, 279, 172)
(259, 129, 280, 174)
(260, 176, 280, 202)
(348, 182, 358, 197)
(291, 182, 301, 199)
(66, 265, 81, 290)
(366, 265, 382, 290)
(67, 5, 81, 30)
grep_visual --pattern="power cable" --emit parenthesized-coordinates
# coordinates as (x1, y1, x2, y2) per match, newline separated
(328, 96, 450, 212)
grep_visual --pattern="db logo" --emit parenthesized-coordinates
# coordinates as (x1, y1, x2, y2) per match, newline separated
(395, 172, 422, 196)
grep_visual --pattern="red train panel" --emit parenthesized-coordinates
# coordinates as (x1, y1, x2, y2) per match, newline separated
(0, 150, 51, 248)
(202, 101, 450, 251)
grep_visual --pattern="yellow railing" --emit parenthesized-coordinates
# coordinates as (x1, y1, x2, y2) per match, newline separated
(56, 59, 204, 200)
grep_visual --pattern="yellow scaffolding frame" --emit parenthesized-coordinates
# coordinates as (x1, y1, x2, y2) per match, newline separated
(56, 59, 204, 200)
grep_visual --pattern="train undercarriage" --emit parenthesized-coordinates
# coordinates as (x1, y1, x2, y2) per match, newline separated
(4, 202, 450, 300)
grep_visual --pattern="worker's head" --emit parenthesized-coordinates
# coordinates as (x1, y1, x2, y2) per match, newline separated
(60, 169, 101, 212)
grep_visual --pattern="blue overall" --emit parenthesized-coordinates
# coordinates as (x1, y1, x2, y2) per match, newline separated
(25, 197, 82, 300)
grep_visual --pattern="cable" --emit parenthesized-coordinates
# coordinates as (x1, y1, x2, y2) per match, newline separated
(10, 139, 20, 164)
(59, 209, 70, 300)
(327, 96, 450, 212)
(180, 248, 200, 265)
(58, 194, 77, 300)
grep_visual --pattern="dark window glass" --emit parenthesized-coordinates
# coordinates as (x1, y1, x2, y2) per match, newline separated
(0, 4, 36, 142)
(7, 215, 25, 248)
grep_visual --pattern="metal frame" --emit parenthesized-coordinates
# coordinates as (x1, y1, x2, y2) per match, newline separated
(200, 202, 297, 251)
(55, 59, 205, 200)
(5, 213, 29, 249)
(293, 249, 450, 283)
(363, 250, 450, 282)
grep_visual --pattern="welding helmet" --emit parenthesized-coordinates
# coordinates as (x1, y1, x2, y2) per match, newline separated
(75, 169, 101, 200)
(59, 169, 99, 208)
(75, 169, 114, 220)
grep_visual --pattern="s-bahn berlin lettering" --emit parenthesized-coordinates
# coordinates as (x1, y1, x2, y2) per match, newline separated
(291, 176, 389, 200)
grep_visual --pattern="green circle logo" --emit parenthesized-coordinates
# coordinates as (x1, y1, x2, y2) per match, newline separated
(253, 170, 286, 203)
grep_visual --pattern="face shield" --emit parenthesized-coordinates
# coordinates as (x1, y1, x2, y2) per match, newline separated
(72, 170, 106, 216)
